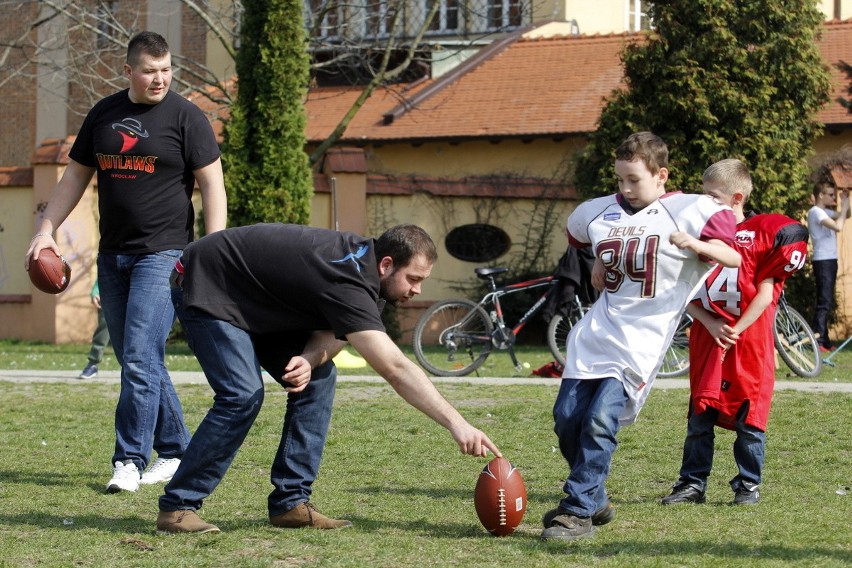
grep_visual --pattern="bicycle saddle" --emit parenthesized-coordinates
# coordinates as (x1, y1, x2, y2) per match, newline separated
(475, 267, 509, 278)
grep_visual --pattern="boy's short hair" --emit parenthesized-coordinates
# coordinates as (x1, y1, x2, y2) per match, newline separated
(703, 158, 753, 201)
(127, 31, 170, 66)
(813, 181, 835, 199)
(615, 132, 669, 174)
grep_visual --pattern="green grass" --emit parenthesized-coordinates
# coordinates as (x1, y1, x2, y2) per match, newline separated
(0, 377, 849, 567)
(1, 339, 851, 382)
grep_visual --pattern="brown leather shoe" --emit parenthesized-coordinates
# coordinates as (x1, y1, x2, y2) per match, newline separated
(157, 510, 220, 534)
(269, 502, 353, 529)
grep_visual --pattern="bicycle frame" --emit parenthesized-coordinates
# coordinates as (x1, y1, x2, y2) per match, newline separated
(412, 268, 565, 376)
(483, 275, 555, 340)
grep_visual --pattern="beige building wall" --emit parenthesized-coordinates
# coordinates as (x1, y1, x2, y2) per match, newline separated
(369, 138, 583, 178)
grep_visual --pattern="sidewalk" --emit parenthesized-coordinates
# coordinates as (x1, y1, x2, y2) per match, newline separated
(1, 369, 851, 392)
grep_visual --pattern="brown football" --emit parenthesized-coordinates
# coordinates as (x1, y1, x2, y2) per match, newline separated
(28, 249, 71, 294)
(474, 456, 527, 536)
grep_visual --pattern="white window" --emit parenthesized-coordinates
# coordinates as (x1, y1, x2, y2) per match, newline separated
(365, 0, 393, 38)
(305, 0, 343, 39)
(426, 0, 461, 34)
(626, 0, 652, 32)
(485, 0, 524, 31)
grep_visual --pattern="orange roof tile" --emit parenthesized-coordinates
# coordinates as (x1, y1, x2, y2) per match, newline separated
(303, 20, 852, 143)
(817, 19, 852, 127)
(193, 21, 852, 144)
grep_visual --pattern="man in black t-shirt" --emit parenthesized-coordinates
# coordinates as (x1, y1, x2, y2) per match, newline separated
(26, 32, 227, 495)
(155, 223, 501, 534)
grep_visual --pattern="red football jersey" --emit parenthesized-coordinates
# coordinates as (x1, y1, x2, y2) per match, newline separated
(689, 213, 809, 431)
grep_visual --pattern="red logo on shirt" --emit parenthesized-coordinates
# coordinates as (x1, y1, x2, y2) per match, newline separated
(111, 118, 149, 153)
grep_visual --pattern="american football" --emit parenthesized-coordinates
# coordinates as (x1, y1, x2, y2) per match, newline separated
(474, 456, 527, 536)
(28, 249, 71, 294)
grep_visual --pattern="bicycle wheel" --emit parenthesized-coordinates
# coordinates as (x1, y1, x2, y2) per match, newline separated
(413, 299, 493, 377)
(657, 313, 691, 378)
(546, 307, 584, 366)
(774, 303, 822, 378)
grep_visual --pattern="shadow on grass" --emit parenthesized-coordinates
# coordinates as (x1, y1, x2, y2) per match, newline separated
(0, 469, 71, 486)
(0, 512, 155, 534)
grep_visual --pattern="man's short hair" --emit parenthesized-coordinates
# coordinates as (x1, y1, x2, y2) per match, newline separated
(127, 31, 170, 66)
(615, 131, 669, 175)
(375, 224, 438, 267)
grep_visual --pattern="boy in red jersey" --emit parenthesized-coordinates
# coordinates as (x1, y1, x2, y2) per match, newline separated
(662, 159, 808, 506)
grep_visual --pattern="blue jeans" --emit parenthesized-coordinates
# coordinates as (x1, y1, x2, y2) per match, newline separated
(553, 378, 628, 517)
(160, 287, 338, 514)
(676, 406, 766, 492)
(97, 251, 189, 471)
(812, 259, 837, 348)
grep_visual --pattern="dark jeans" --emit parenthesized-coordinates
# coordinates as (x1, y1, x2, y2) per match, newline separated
(675, 407, 766, 492)
(812, 259, 837, 348)
(161, 286, 338, 514)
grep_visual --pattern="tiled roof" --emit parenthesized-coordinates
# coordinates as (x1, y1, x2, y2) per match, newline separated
(817, 19, 852, 127)
(303, 19, 852, 143)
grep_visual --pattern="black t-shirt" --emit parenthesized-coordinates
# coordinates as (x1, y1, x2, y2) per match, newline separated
(69, 89, 221, 253)
(180, 223, 386, 338)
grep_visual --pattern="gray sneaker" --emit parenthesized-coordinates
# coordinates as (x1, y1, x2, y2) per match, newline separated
(79, 364, 98, 379)
(541, 513, 594, 541)
(661, 484, 706, 505)
(733, 487, 760, 505)
(542, 501, 616, 527)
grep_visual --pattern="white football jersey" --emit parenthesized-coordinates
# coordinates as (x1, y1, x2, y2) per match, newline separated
(563, 192, 736, 425)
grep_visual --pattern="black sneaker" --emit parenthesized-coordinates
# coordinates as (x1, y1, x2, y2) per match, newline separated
(733, 487, 760, 505)
(79, 364, 98, 379)
(661, 484, 706, 505)
(541, 513, 594, 541)
(542, 501, 616, 527)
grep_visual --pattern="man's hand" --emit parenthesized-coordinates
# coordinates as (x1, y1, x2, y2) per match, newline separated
(25, 234, 59, 271)
(449, 423, 502, 458)
(279, 356, 312, 393)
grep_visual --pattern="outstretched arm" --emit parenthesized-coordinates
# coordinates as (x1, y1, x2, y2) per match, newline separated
(346, 329, 501, 458)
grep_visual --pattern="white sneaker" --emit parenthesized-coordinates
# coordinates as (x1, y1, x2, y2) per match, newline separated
(140, 457, 181, 485)
(106, 461, 140, 493)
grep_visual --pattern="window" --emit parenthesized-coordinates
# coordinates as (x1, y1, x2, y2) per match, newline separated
(445, 224, 511, 262)
(486, 0, 523, 31)
(427, 0, 461, 33)
(305, 0, 342, 39)
(626, 0, 652, 32)
(366, 0, 393, 37)
(96, 2, 118, 49)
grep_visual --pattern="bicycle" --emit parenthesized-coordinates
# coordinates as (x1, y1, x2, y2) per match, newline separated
(413, 267, 564, 377)
(773, 292, 822, 377)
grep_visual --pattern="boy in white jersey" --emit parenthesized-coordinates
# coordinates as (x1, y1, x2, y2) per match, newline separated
(541, 132, 740, 542)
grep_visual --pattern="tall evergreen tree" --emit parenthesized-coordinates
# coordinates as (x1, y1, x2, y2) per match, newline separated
(574, 0, 832, 215)
(223, 0, 313, 226)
